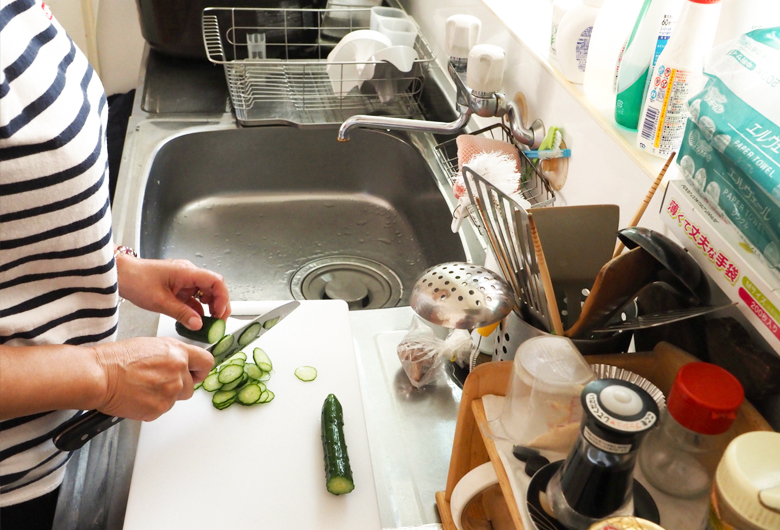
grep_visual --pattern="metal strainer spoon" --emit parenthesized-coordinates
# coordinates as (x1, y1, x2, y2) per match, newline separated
(410, 262, 515, 330)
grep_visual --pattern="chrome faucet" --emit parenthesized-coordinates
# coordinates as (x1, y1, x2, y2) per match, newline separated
(337, 15, 545, 148)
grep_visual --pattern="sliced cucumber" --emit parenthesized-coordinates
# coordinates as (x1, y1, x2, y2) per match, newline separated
(202, 373, 223, 392)
(258, 390, 270, 403)
(217, 364, 243, 385)
(237, 322, 262, 347)
(263, 316, 280, 330)
(237, 384, 262, 405)
(212, 389, 237, 409)
(244, 363, 263, 380)
(211, 334, 235, 360)
(264, 390, 275, 403)
(221, 372, 248, 391)
(225, 351, 247, 363)
(321, 394, 354, 495)
(258, 371, 271, 382)
(294, 366, 318, 382)
(253, 348, 273, 372)
(175, 316, 226, 344)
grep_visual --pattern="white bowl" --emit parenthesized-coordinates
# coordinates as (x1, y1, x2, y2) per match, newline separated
(326, 30, 391, 96)
(361, 45, 419, 103)
(375, 17, 417, 48)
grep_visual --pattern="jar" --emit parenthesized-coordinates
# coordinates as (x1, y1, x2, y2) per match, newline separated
(638, 362, 744, 500)
(705, 431, 780, 530)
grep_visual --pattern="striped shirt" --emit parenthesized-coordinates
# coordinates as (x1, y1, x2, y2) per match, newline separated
(0, 0, 118, 506)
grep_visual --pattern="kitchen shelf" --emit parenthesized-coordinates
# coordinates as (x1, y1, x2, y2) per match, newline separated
(436, 342, 772, 530)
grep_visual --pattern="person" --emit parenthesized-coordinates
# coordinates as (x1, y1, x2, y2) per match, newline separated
(0, 2, 231, 528)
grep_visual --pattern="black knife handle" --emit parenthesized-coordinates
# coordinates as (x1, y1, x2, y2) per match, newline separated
(53, 410, 124, 451)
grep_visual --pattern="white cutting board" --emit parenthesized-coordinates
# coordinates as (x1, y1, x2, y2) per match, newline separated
(122, 300, 381, 530)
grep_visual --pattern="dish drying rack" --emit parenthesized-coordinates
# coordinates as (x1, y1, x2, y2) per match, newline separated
(434, 123, 558, 332)
(202, 7, 436, 125)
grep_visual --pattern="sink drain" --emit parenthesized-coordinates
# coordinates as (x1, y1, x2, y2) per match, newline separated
(290, 257, 403, 310)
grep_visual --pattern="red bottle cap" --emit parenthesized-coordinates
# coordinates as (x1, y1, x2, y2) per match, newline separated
(688, 0, 721, 3)
(667, 362, 744, 435)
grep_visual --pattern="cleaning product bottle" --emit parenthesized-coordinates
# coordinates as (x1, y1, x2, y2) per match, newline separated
(614, 0, 682, 130)
(636, 0, 722, 158)
(550, 0, 580, 59)
(713, 0, 780, 46)
(582, 0, 644, 109)
(556, 0, 605, 84)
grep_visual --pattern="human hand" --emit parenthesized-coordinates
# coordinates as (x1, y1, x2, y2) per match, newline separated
(116, 256, 231, 331)
(93, 337, 214, 421)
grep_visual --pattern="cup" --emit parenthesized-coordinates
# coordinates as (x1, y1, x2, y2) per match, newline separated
(372, 12, 417, 48)
(499, 335, 594, 452)
(369, 7, 408, 31)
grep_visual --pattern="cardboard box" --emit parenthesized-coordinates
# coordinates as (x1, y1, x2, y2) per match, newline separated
(662, 179, 780, 354)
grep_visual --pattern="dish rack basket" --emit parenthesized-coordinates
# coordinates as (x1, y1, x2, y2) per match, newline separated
(202, 7, 436, 125)
(434, 123, 558, 332)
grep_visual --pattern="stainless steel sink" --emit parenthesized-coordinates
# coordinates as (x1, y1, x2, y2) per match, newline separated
(140, 125, 470, 307)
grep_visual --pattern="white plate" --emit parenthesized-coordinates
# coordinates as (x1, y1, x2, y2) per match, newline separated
(326, 30, 391, 96)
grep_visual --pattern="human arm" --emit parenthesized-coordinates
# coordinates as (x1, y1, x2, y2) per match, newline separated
(115, 253, 231, 331)
(0, 337, 214, 421)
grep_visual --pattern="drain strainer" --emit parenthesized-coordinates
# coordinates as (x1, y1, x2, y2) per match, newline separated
(290, 256, 403, 310)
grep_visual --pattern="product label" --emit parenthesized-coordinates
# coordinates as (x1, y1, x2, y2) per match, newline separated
(613, 36, 629, 94)
(638, 64, 693, 156)
(653, 14, 673, 66)
(739, 286, 780, 340)
(585, 393, 657, 433)
(551, 23, 559, 56)
(575, 26, 593, 72)
(666, 198, 741, 284)
(583, 426, 632, 455)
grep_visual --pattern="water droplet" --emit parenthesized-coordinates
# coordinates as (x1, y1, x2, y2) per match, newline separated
(195, 252, 203, 258)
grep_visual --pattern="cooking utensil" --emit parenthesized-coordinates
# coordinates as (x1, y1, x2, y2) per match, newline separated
(52, 301, 300, 452)
(529, 204, 620, 327)
(527, 213, 564, 335)
(613, 152, 676, 259)
(594, 303, 734, 332)
(617, 226, 711, 304)
(565, 247, 661, 339)
(410, 262, 514, 329)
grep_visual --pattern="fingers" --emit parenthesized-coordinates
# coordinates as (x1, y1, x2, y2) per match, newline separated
(169, 262, 231, 325)
(184, 343, 215, 385)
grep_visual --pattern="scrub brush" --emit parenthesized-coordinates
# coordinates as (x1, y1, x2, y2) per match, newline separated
(534, 126, 569, 191)
(452, 151, 531, 232)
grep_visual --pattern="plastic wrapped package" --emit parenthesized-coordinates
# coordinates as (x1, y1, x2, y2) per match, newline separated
(678, 27, 780, 272)
(397, 317, 446, 388)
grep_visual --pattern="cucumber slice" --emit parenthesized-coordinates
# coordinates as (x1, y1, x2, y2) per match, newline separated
(263, 316, 280, 330)
(294, 366, 317, 382)
(194, 381, 203, 391)
(237, 384, 262, 405)
(258, 390, 270, 403)
(225, 351, 247, 363)
(175, 316, 226, 344)
(202, 373, 223, 392)
(237, 322, 262, 347)
(211, 334, 235, 360)
(217, 364, 243, 384)
(212, 389, 237, 409)
(253, 348, 273, 372)
(258, 371, 271, 382)
(221, 372, 247, 391)
(264, 390, 275, 403)
(244, 363, 263, 380)
(227, 358, 246, 367)
(321, 394, 354, 495)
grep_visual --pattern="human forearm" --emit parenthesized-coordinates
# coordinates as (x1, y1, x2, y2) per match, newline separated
(0, 344, 105, 420)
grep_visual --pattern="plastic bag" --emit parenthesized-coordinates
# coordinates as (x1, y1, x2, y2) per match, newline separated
(445, 329, 478, 368)
(397, 317, 446, 388)
(679, 27, 780, 271)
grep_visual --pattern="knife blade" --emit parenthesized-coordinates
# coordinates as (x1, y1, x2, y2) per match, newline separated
(593, 303, 734, 332)
(52, 301, 300, 452)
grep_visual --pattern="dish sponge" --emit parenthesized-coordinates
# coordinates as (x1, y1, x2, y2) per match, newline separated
(456, 135, 522, 173)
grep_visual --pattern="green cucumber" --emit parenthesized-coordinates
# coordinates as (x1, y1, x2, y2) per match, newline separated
(202, 373, 223, 392)
(244, 363, 263, 380)
(175, 316, 226, 344)
(321, 394, 354, 495)
(253, 348, 272, 372)
(212, 389, 237, 409)
(237, 322, 262, 347)
(220, 372, 247, 391)
(217, 364, 243, 385)
(237, 384, 262, 405)
(294, 366, 317, 382)
(211, 334, 235, 363)
(263, 316, 280, 329)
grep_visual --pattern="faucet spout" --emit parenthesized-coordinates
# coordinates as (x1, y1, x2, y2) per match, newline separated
(337, 110, 473, 142)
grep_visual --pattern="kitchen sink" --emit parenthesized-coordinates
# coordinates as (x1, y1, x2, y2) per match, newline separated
(139, 125, 475, 308)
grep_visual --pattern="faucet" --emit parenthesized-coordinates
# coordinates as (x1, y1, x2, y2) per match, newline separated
(337, 15, 545, 148)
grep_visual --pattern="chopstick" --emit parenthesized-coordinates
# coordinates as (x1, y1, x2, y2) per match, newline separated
(528, 213, 565, 336)
(612, 151, 676, 259)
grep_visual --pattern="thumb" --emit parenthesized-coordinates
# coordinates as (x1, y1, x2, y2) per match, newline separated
(168, 300, 203, 331)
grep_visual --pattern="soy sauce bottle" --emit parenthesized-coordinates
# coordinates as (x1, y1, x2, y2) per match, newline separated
(547, 379, 659, 530)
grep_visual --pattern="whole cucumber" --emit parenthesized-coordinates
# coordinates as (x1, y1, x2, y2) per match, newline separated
(321, 393, 355, 495)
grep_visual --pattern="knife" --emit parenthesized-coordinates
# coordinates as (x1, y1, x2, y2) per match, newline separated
(593, 303, 734, 332)
(53, 301, 300, 451)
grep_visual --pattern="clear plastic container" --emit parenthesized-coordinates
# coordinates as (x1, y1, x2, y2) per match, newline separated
(499, 335, 594, 451)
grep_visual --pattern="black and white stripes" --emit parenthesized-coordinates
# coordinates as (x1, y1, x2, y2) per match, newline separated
(0, 0, 118, 505)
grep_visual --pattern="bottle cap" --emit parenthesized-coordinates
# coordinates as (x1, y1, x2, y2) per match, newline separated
(688, 0, 721, 3)
(667, 362, 743, 435)
(715, 432, 780, 528)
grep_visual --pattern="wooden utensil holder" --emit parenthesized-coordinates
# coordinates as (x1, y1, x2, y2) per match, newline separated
(435, 342, 773, 530)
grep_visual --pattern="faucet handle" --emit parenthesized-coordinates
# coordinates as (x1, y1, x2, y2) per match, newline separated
(445, 15, 481, 61)
(466, 44, 505, 94)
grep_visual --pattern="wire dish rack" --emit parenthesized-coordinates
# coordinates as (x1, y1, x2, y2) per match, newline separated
(434, 123, 557, 331)
(202, 7, 436, 125)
